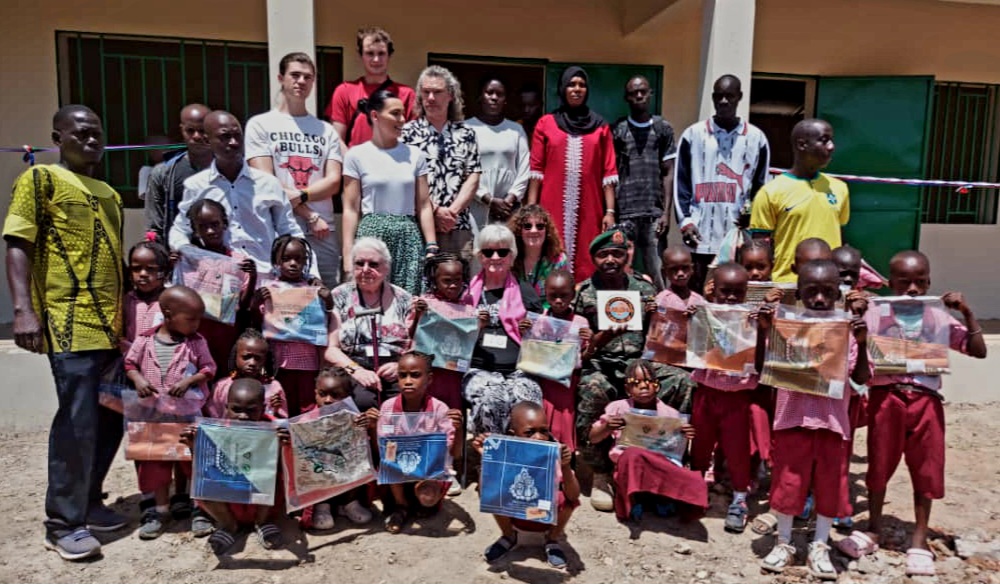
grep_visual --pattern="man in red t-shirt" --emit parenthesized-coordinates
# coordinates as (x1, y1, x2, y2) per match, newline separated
(325, 27, 416, 148)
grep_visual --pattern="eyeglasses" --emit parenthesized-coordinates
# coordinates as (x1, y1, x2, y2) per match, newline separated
(521, 222, 546, 231)
(481, 248, 512, 259)
(354, 259, 381, 269)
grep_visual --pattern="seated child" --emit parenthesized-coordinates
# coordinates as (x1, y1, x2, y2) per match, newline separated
(301, 367, 375, 530)
(124, 285, 216, 540)
(208, 329, 288, 419)
(183, 378, 289, 555)
(845, 251, 987, 577)
(590, 359, 704, 524)
(756, 260, 871, 579)
(373, 351, 463, 534)
(688, 263, 758, 533)
(478, 401, 580, 569)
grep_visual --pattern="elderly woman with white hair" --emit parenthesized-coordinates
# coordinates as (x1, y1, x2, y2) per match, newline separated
(325, 237, 414, 410)
(462, 224, 544, 435)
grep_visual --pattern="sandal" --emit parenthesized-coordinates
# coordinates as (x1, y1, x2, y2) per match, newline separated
(483, 534, 517, 563)
(752, 512, 778, 535)
(905, 547, 936, 577)
(835, 530, 879, 559)
(255, 523, 282, 550)
(724, 501, 748, 534)
(544, 541, 568, 569)
(207, 528, 236, 556)
(384, 509, 408, 534)
(761, 542, 796, 573)
(808, 541, 837, 580)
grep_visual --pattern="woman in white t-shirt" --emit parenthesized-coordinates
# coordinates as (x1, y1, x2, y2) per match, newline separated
(466, 77, 531, 232)
(246, 52, 344, 287)
(342, 89, 436, 294)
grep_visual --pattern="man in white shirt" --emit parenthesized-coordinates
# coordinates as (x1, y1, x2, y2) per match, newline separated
(169, 110, 316, 277)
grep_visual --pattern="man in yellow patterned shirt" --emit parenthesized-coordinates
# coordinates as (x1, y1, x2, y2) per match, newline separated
(4, 105, 127, 560)
(750, 119, 850, 283)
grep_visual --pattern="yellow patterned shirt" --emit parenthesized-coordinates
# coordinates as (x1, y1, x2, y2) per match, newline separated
(3, 164, 123, 352)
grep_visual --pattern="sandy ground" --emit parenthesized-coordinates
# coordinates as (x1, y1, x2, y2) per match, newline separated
(0, 398, 997, 584)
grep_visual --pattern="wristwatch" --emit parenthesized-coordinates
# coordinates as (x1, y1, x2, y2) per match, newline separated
(298, 190, 309, 205)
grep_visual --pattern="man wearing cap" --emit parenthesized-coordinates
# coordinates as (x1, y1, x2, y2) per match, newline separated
(574, 229, 694, 511)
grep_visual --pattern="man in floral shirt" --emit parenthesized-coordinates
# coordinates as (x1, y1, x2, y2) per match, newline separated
(401, 65, 481, 265)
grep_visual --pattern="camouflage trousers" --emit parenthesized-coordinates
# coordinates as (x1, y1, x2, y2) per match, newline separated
(576, 356, 695, 473)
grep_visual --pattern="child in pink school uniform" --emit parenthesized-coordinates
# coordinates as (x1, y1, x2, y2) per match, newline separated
(124, 286, 216, 539)
(207, 329, 288, 420)
(841, 251, 986, 577)
(590, 359, 705, 525)
(756, 260, 871, 580)
(254, 235, 333, 417)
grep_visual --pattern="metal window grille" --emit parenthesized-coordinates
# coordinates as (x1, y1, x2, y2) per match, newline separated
(922, 82, 1000, 224)
(55, 31, 342, 207)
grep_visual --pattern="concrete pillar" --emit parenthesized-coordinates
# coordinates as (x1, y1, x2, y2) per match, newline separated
(266, 0, 316, 115)
(698, 0, 756, 120)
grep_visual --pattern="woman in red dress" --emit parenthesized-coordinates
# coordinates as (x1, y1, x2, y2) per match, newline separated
(527, 66, 618, 282)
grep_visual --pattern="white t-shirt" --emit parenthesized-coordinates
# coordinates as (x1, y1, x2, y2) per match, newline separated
(466, 118, 530, 200)
(342, 141, 428, 216)
(244, 110, 343, 222)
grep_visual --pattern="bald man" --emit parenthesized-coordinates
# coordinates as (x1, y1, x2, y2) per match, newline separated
(145, 104, 212, 242)
(168, 110, 315, 277)
(675, 75, 770, 293)
(750, 118, 850, 282)
(4, 105, 128, 559)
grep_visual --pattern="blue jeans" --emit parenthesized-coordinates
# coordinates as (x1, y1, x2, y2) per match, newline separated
(45, 350, 123, 536)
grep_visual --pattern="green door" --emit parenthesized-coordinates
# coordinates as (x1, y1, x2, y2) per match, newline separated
(815, 76, 934, 275)
(545, 63, 664, 122)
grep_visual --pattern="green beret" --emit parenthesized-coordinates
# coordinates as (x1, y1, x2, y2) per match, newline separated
(589, 229, 628, 256)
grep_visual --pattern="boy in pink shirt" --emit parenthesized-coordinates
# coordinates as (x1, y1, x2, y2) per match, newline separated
(848, 251, 986, 577)
(756, 260, 870, 579)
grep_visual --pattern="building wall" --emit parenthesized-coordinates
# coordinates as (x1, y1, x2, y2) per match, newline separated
(753, 0, 1000, 316)
(0, 0, 703, 321)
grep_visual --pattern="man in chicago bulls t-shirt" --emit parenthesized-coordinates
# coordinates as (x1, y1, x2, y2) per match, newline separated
(325, 27, 416, 148)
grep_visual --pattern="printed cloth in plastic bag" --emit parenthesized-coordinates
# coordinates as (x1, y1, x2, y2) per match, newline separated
(262, 285, 329, 346)
(516, 312, 582, 387)
(618, 409, 690, 465)
(413, 298, 479, 372)
(376, 412, 450, 484)
(761, 307, 851, 399)
(479, 435, 560, 525)
(642, 309, 688, 366)
(122, 389, 205, 461)
(869, 296, 951, 375)
(192, 417, 279, 505)
(685, 304, 757, 374)
(174, 245, 243, 324)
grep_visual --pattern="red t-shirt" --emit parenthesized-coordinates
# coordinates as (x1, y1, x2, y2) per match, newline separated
(325, 77, 417, 147)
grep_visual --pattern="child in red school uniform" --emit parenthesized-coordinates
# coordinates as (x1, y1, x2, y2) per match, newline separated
(207, 329, 288, 420)
(182, 378, 290, 555)
(478, 401, 581, 569)
(839, 251, 986, 577)
(756, 259, 871, 579)
(590, 359, 705, 524)
(255, 235, 332, 417)
(519, 269, 591, 454)
(687, 263, 758, 533)
(174, 199, 257, 378)
(370, 352, 463, 534)
(298, 367, 375, 531)
(124, 286, 216, 540)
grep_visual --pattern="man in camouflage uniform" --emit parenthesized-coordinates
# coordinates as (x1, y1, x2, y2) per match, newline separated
(575, 228, 694, 511)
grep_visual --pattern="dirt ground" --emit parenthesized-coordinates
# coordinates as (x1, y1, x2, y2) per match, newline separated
(0, 402, 998, 584)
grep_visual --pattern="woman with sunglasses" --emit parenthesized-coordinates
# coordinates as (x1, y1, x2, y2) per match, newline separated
(527, 66, 618, 282)
(462, 224, 544, 435)
(508, 204, 568, 308)
(324, 237, 414, 410)
(342, 89, 437, 294)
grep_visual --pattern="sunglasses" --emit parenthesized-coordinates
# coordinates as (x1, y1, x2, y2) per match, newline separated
(521, 222, 546, 231)
(481, 248, 512, 259)
(354, 259, 381, 269)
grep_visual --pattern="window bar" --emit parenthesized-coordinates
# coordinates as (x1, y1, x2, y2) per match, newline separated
(223, 42, 231, 112)
(120, 55, 131, 188)
(179, 38, 187, 106)
(75, 33, 85, 104)
(160, 58, 169, 133)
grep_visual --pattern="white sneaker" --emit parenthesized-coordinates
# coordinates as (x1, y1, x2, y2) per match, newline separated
(312, 503, 335, 530)
(339, 500, 373, 525)
(590, 473, 614, 512)
(447, 479, 462, 497)
(807, 541, 837, 580)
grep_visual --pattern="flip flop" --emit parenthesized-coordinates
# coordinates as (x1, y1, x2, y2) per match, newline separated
(208, 528, 236, 556)
(384, 509, 408, 534)
(752, 512, 778, 535)
(905, 548, 936, 577)
(835, 531, 879, 559)
(255, 523, 282, 550)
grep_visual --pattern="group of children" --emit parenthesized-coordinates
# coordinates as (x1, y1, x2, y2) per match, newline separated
(116, 207, 984, 577)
